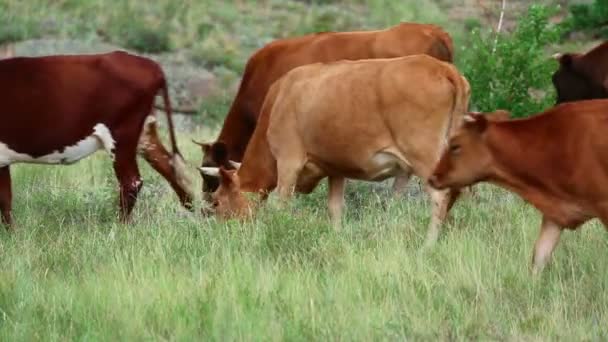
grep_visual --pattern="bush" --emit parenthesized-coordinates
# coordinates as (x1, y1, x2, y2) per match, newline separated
(458, 5, 562, 118)
(562, 0, 608, 37)
(190, 33, 244, 73)
(0, 12, 40, 44)
(106, 4, 172, 53)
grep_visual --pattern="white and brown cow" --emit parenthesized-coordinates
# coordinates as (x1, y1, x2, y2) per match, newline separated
(0, 51, 193, 228)
(201, 55, 470, 245)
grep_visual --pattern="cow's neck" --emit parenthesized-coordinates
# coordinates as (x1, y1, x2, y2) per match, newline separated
(216, 101, 257, 162)
(484, 122, 587, 227)
(236, 128, 277, 196)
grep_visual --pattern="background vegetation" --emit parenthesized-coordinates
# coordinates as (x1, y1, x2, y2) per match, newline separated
(1, 0, 607, 340)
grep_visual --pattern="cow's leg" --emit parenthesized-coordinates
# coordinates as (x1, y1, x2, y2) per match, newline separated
(391, 170, 412, 196)
(138, 116, 194, 210)
(328, 176, 346, 230)
(113, 145, 143, 223)
(276, 159, 305, 203)
(424, 186, 458, 247)
(0, 166, 13, 229)
(531, 216, 562, 275)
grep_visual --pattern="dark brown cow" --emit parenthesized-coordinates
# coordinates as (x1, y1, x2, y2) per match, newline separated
(429, 100, 608, 273)
(196, 23, 455, 201)
(0, 51, 193, 228)
(552, 41, 608, 104)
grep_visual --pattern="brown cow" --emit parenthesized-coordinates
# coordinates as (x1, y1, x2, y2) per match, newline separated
(552, 41, 608, 104)
(0, 51, 193, 228)
(429, 99, 608, 273)
(201, 55, 470, 245)
(196, 23, 455, 202)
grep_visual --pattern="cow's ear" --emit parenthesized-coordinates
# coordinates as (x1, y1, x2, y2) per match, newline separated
(210, 142, 229, 165)
(556, 53, 574, 67)
(192, 139, 212, 153)
(219, 166, 239, 190)
(464, 113, 488, 134)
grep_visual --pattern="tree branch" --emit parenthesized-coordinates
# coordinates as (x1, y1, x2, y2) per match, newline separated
(492, 0, 507, 54)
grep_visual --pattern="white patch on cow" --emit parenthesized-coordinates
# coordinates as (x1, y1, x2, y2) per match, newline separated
(93, 124, 116, 159)
(137, 115, 157, 152)
(132, 179, 143, 190)
(0, 123, 115, 167)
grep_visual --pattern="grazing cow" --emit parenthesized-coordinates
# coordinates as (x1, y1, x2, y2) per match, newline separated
(552, 41, 608, 104)
(201, 55, 470, 245)
(0, 51, 193, 228)
(429, 99, 608, 273)
(195, 23, 455, 201)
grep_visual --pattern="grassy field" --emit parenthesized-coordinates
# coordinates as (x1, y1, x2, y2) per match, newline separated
(2, 0, 608, 340)
(1, 129, 607, 340)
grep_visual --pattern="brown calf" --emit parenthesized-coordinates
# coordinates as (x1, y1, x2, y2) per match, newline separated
(429, 100, 608, 273)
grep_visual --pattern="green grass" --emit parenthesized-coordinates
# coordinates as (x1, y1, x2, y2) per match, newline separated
(2, 0, 606, 339)
(1, 0, 453, 70)
(1, 128, 607, 340)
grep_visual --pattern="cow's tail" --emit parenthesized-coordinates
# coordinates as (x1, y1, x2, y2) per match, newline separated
(159, 80, 179, 156)
(444, 66, 470, 146)
(159, 78, 190, 186)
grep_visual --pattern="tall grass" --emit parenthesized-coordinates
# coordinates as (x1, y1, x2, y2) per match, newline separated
(2, 1, 606, 339)
(0, 128, 607, 340)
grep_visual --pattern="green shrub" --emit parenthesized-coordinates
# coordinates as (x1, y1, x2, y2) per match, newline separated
(197, 92, 233, 126)
(105, 3, 172, 53)
(458, 5, 562, 118)
(0, 12, 40, 44)
(562, 0, 608, 36)
(291, 5, 363, 35)
(190, 33, 244, 73)
(125, 26, 171, 54)
(464, 17, 482, 32)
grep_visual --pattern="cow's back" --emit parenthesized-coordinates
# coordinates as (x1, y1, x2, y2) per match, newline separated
(266, 55, 467, 179)
(0, 51, 162, 156)
(576, 42, 608, 84)
(215, 23, 454, 150)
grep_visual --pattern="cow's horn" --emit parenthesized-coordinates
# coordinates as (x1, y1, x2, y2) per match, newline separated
(229, 160, 242, 169)
(464, 114, 477, 122)
(552, 52, 563, 60)
(198, 167, 220, 177)
(192, 139, 208, 147)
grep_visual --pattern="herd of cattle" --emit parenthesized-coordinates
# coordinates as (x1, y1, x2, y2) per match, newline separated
(1, 22, 607, 273)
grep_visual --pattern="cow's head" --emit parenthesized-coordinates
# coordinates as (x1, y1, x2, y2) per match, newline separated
(198, 166, 252, 220)
(429, 113, 493, 189)
(552, 53, 598, 104)
(193, 141, 240, 205)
